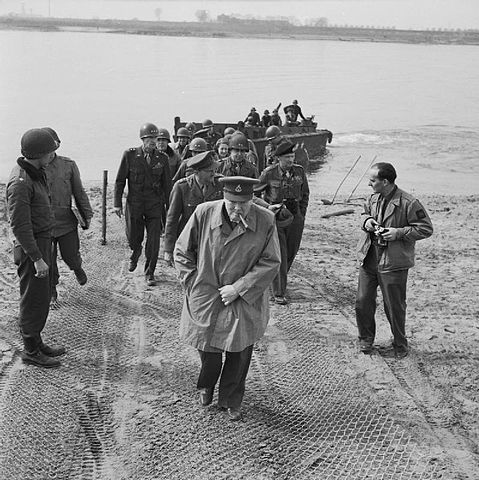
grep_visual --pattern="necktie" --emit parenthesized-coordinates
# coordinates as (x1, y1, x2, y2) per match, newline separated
(146, 153, 151, 165)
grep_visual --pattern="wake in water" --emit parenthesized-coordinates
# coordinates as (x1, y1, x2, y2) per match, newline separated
(310, 126, 478, 196)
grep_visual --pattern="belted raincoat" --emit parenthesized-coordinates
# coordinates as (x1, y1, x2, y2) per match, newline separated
(174, 200, 281, 352)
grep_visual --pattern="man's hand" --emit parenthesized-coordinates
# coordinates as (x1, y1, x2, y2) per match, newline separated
(219, 285, 240, 306)
(34, 258, 49, 278)
(114, 207, 123, 218)
(269, 204, 282, 214)
(364, 218, 378, 232)
(82, 219, 91, 230)
(381, 227, 399, 241)
(164, 252, 174, 267)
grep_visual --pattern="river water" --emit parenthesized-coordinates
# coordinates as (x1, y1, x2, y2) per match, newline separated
(1, 29, 478, 196)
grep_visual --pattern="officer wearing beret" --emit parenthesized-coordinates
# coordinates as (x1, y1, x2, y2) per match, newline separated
(258, 140, 310, 305)
(114, 123, 172, 286)
(7, 129, 66, 368)
(174, 176, 281, 421)
(163, 151, 223, 266)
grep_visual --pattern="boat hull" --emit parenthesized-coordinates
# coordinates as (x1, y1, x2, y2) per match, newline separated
(174, 117, 332, 171)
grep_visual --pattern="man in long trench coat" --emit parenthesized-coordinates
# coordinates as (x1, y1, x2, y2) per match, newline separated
(174, 176, 281, 421)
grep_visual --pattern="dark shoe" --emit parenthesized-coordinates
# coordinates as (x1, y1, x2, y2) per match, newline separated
(21, 350, 61, 368)
(198, 388, 213, 407)
(39, 342, 66, 357)
(227, 407, 242, 422)
(359, 339, 373, 354)
(395, 348, 409, 359)
(74, 268, 87, 285)
(128, 260, 138, 272)
(146, 274, 156, 286)
(274, 296, 288, 305)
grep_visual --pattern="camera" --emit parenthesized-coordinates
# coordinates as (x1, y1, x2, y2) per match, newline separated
(375, 225, 389, 247)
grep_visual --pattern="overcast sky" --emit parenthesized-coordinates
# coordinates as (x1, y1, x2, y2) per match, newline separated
(1, 0, 478, 30)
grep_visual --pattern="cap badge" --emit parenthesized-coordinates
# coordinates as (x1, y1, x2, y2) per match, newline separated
(235, 184, 242, 192)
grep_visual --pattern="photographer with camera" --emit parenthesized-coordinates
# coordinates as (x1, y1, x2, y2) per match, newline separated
(258, 140, 309, 305)
(356, 162, 433, 358)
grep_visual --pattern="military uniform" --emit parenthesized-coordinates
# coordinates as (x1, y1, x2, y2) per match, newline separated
(164, 174, 223, 255)
(216, 157, 258, 178)
(7, 158, 54, 353)
(114, 146, 171, 277)
(45, 154, 93, 294)
(258, 162, 309, 297)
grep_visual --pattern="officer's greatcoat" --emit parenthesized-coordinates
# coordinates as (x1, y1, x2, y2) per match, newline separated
(174, 200, 281, 352)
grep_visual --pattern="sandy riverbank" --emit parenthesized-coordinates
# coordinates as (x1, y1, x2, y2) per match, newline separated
(2, 15, 479, 46)
(0, 183, 478, 476)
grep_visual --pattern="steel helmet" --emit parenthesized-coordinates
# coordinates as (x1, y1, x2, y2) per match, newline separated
(157, 128, 171, 141)
(264, 109, 270, 115)
(177, 127, 191, 138)
(42, 127, 60, 144)
(185, 122, 196, 133)
(216, 137, 230, 148)
(265, 125, 281, 140)
(189, 137, 207, 153)
(229, 133, 249, 152)
(202, 119, 213, 128)
(223, 127, 235, 135)
(140, 123, 159, 139)
(21, 128, 59, 159)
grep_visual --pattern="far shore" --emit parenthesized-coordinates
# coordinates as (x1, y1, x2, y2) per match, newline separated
(1, 15, 479, 46)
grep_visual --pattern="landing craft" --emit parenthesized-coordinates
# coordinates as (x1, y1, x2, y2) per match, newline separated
(174, 116, 333, 172)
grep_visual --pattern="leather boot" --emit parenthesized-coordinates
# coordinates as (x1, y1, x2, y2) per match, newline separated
(21, 335, 61, 368)
(38, 337, 66, 357)
(21, 350, 61, 368)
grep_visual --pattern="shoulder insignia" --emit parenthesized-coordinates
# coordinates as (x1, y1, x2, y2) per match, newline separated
(129, 147, 137, 152)
(416, 209, 426, 219)
(178, 177, 188, 184)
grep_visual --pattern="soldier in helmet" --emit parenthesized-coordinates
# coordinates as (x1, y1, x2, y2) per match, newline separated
(244, 107, 260, 126)
(163, 151, 223, 267)
(216, 133, 258, 178)
(6, 128, 65, 368)
(114, 123, 172, 286)
(263, 125, 283, 167)
(223, 127, 236, 136)
(185, 122, 197, 137)
(284, 99, 307, 125)
(172, 127, 192, 162)
(194, 119, 222, 150)
(270, 108, 282, 127)
(172, 137, 208, 183)
(156, 128, 181, 179)
(261, 110, 272, 127)
(258, 140, 309, 305)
